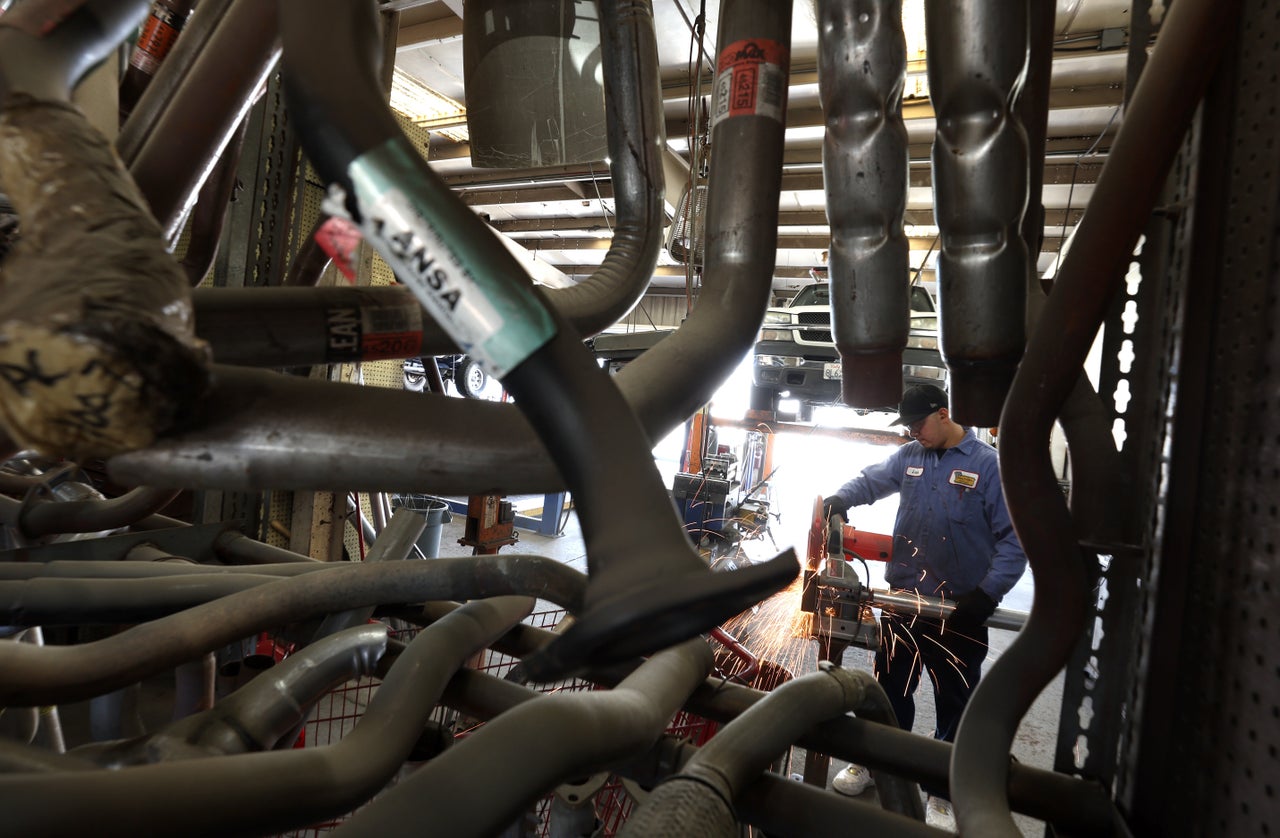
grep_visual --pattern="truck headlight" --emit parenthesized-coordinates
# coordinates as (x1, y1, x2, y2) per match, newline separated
(755, 355, 802, 367)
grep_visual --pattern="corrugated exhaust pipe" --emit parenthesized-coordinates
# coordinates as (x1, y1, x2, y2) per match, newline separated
(819, 0, 910, 408)
(924, 0, 1030, 425)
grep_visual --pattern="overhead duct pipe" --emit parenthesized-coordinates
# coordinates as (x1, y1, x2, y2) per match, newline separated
(924, 0, 1030, 425)
(951, 0, 1239, 833)
(818, 0, 910, 408)
(463, 0, 607, 168)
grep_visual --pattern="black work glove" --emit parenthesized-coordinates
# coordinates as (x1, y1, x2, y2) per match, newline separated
(822, 496, 850, 521)
(951, 588, 997, 629)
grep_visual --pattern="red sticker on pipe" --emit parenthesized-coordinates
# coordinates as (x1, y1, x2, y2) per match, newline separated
(316, 215, 363, 282)
(712, 39, 789, 127)
(324, 298, 424, 362)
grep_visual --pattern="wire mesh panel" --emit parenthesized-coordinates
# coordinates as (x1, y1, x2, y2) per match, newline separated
(277, 607, 718, 836)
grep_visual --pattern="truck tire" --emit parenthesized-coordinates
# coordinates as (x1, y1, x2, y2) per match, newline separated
(456, 357, 488, 399)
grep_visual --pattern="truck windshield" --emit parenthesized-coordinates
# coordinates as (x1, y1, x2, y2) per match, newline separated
(789, 283, 936, 315)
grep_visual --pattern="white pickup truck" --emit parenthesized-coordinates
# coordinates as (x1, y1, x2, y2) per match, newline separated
(751, 282, 948, 420)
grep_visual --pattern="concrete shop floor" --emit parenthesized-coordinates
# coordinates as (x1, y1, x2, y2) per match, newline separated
(432, 421, 1060, 837)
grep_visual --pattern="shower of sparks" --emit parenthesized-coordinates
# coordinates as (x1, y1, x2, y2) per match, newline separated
(718, 576, 813, 681)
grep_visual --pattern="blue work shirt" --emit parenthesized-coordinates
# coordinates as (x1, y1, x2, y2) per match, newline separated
(828, 429, 1027, 602)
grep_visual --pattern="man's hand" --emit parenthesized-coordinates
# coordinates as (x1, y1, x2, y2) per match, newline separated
(822, 496, 849, 521)
(951, 588, 997, 629)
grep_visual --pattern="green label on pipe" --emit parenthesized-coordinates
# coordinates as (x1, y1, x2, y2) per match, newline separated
(347, 140, 555, 377)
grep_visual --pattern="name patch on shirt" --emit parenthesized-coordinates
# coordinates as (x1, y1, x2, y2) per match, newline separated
(905, 466, 924, 477)
(949, 469, 979, 489)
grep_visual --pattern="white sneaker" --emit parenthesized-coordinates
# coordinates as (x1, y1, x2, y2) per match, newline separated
(831, 763, 874, 796)
(925, 796, 956, 831)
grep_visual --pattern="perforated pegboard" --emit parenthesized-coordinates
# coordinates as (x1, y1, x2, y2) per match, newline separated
(1113, 0, 1280, 831)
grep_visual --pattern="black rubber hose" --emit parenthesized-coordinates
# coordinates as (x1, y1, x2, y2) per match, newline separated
(278, 0, 797, 679)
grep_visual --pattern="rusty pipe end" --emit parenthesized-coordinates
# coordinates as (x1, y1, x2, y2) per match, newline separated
(946, 360, 1018, 428)
(839, 352, 904, 409)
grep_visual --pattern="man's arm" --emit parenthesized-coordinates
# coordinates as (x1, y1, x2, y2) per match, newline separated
(826, 447, 907, 514)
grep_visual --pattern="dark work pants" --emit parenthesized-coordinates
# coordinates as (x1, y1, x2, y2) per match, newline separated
(874, 614, 989, 800)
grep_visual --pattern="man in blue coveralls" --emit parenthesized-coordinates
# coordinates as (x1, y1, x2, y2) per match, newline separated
(823, 384, 1028, 830)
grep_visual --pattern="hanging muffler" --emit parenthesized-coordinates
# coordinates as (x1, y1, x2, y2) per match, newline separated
(463, 0, 608, 168)
(818, 0, 911, 409)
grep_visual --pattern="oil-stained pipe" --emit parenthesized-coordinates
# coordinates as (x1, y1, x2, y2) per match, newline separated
(0, 7, 212, 461)
(0, 545, 584, 705)
(952, 0, 1238, 833)
(819, 0, 910, 408)
(924, 0, 1029, 425)
(126, 0, 280, 241)
(16, 486, 178, 539)
(280, 0, 796, 679)
(333, 638, 713, 838)
(621, 663, 922, 835)
(0, 597, 532, 838)
(69, 624, 387, 766)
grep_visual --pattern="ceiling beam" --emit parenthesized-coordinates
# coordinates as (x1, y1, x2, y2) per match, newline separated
(506, 231, 1068, 253)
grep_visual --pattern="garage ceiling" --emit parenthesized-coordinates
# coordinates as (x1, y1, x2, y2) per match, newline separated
(382, 0, 1133, 297)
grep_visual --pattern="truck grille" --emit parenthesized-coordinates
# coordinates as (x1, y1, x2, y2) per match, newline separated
(797, 312, 831, 343)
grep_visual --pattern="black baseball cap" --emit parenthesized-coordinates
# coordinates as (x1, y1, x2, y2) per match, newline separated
(891, 384, 949, 426)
